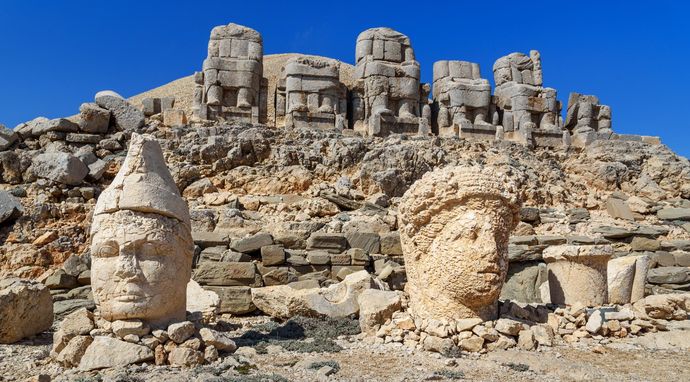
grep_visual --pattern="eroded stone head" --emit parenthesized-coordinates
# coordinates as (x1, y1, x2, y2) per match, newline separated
(398, 166, 520, 321)
(90, 133, 192, 328)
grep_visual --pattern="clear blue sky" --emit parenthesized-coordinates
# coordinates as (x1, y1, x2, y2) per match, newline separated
(1, 1, 688, 157)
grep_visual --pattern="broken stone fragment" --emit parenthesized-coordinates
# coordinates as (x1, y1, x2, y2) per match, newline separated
(0, 279, 53, 344)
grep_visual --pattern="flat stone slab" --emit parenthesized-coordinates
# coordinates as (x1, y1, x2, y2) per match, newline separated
(79, 336, 154, 370)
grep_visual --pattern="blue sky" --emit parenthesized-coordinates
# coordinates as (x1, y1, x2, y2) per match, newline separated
(1, 1, 688, 158)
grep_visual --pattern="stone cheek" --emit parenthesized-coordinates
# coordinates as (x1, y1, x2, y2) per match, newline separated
(90, 211, 192, 328)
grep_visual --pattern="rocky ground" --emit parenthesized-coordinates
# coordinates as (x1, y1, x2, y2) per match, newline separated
(1, 315, 689, 382)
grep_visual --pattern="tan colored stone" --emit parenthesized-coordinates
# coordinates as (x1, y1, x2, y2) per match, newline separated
(398, 166, 520, 320)
(0, 279, 53, 344)
(79, 336, 154, 370)
(90, 134, 193, 328)
(357, 289, 402, 334)
(168, 347, 203, 367)
(199, 328, 237, 352)
(543, 245, 612, 306)
(607, 256, 637, 304)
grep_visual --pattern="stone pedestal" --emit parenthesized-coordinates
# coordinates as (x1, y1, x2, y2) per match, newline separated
(543, 245, 613, 306)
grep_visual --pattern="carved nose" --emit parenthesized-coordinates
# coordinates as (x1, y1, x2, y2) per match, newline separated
(114, 250, 141, 279)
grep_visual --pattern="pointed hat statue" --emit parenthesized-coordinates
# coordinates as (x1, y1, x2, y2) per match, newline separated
(94, 133, 189, 227)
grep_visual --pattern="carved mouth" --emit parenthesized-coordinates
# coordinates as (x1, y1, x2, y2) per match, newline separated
(114, 294, 146, 302)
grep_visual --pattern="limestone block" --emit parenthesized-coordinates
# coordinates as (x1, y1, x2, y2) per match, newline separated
(193, 262, 260, 287)
(78, 336, 154, 370)
(95, 90, 144, 131)
(398, 166, 520, 320)
(251, 270, 383, 318)
(31, 152, 88, 186)
(199, 328, 237, 352)
(607, 256, 637, 304)
(543, 245, 613, 306)
(162, 109, 187, 127)
(78, 103, 110, 134)
(204, 286, 256, 315)
(90, 134, 192, 328)
(0, 279, 53, 344)
(358, 289, 402, 334)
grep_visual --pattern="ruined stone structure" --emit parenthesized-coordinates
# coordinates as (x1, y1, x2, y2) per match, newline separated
(275, 55, 347, 129)
(398, 166, 520, 321)
(492, 51, 564, 147)
(193, 23, 264, 123)
(432, 60, 493, 139)
(91, 133, 193, 328)
(543, 245, 613, 306)
(352, 28, 430, 137)
(564, 92, 613, 147)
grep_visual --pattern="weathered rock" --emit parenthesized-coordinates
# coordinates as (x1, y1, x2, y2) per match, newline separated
(606, 197, 634, 221)
(0, 279, 53, 344)
(586, 309, 604, 334)
(346, 232, 380, 254)
(543, 245, 612, 306)
(501, 262, 547, 303)
(58, 308, 94, 337)
(186, 280, 220, 317)
(494, 318, 523, 336)
(79, 336, 154, 370)
(607, 256, 637, 304)
(357, 289, 402, 334)
(168, 321, 196, 344)
(168, 347, 203, 367)
(261, 245, 285, 265)
(95, 90, 145, 131)
(648, 267, 690, 285)
(0, 124, 18, 150)
(251, 270, 382, 318)
(657, 208, 690, 221)
(78, 103, 110, 133)
(56, 335, 93, 367)
(205, 286, 256, 314)
(31, 152, 88, 185)
(230, 232, 273, 253)
(199, 328, 237, 352)
(517, 329, 536, 350)
(379, 232, 403, 255)
(193, 262, 260, 287)
(631, 237, 660, 252)
(632, 294, 690, 320)
(306, 232, 348, 253)
(398, 166, 520, 320)
(458, 336, 484, 352)
(112, 319, 149, 338)
(0, 190, 23, 224)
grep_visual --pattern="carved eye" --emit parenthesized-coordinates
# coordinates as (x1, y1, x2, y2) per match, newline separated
(95, 243, 118, 258)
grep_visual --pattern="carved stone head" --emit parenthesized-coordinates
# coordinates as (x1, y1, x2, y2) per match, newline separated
(90, 133, 192, 328)
(398, 166, 520, 321)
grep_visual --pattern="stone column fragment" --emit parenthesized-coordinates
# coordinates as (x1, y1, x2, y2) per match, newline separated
(543, 245, 613, 306)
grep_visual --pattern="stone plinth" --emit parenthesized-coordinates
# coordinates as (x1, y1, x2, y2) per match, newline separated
(543, 245, 613, 306)
(398, 166, 520, 321)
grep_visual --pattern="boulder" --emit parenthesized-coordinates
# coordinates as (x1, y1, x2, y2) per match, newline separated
(0, 124, 18, 150)
(251, 270, 383, 318)
(357, 289, 402, 334)
(647, 267, 690, 285)
(501, 262, 547, 303)
(632, 293, 690, 320)
(306, 232, 348, 253)
(31, 118, 79, 136)
(79, 336, 154, 370)
(95, 90, 145, 131)
(0, 279, 53, 343)
(78, 103, 110, 133)
(657, 208, 690, 221)
(168, 347, 203, 367)
(199, 328, 237, 352)
(0, 190, 22, 224)
(205, 286, 256, 314)
(167, 321, 195, 344)
(230, 232, 273, 253)
(56, 335, 93, 367)
(186, 280, 220, 317)
(31, 152, 88, 185)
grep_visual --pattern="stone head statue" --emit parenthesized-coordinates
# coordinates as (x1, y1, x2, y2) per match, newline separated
(90, 133, 192, 328)
(398, 166, 520, 321)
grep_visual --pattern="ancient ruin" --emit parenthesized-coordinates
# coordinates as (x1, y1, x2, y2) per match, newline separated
(432, 60, 493, 139)
(351, 28, 429, 136)
(90, 133, 193, 327)
(276, 55, 347, 129)
(1, 18, 689, 382)
(193, 23, 264, 123)
(398, 166, 520, 321)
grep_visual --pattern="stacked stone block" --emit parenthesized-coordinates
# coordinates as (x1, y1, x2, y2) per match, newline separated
(492, 50, 564, 147)
(564, 92, 613, 147)
(276, 55, 347, 129)
(193, 23, 264, 123)
(352, 28, 430, 137)
(432, 60, 493, 139)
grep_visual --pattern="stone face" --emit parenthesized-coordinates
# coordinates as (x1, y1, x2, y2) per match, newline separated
(79, 336, 154, 370)
(543, 245, 613, 306)
(31, 152, 88, 185)
(251, 270, 381, 318)
(357, 289, 402, 334)
(0, 279, 53, 344)
(90, 133, 193, 328)
(78, 103, 110, 133)
(95, 90, 145, 131)
(194, 23, 263, 123)
(398, 166, 520, 321)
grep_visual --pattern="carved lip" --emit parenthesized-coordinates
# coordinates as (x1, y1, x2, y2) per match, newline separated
(114, 294, 146, 302)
